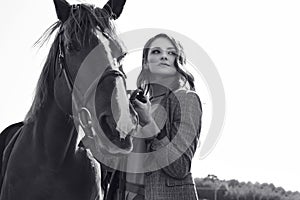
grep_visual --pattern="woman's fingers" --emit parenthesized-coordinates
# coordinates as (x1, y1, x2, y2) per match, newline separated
(133, 96, 150, 108)
(132, 98, 152, 126)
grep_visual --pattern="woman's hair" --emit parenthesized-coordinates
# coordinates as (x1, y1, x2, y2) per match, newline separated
(136, 33, 195, 94)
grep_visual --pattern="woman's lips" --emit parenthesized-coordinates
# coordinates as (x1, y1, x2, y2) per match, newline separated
(159, 63, 170, 66)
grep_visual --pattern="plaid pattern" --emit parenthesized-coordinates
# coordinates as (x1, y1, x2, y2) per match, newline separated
(143, 88, 202, 200)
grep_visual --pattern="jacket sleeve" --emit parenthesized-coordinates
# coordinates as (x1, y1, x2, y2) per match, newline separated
(150, 91, 202, 179)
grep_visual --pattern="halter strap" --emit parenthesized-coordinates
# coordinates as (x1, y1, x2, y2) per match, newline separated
(56, 30, 127, 128)
(57, 30, 126, 94)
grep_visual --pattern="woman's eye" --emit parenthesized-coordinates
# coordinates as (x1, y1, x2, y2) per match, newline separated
(168, 51, 176, 56)
(151, 49, 160, 54)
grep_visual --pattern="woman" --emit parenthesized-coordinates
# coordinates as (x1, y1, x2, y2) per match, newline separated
(125, 33, 202, 200)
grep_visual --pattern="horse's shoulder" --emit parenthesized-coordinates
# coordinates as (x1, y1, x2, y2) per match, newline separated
(1, 122, 24, 135)
(0, 122, 24, 178)
(0, 122, 24, 145)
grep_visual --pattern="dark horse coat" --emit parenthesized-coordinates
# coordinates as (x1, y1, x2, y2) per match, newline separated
(0, 0, 138, 199)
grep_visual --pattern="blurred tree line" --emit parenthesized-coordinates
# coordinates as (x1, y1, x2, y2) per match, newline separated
(195, 175, 300, 200)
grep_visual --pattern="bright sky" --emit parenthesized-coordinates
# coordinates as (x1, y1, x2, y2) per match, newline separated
(0, 0, 300, 192)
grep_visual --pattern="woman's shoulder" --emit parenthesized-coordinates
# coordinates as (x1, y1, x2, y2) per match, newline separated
(170, 88, 201, 105)
(164, 88, 202, 114)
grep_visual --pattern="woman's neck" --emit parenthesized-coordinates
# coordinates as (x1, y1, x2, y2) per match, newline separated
(150, 76, 179, 97)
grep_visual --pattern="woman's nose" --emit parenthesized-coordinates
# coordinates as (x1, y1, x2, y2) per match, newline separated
(160, 51, 168, 60)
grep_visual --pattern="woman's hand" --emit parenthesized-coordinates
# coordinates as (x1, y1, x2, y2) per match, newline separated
(132, 95, 152, 127)
(150, 136, 170, 151)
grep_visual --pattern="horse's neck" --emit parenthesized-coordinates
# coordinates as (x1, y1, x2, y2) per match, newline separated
(34, 95, 78, 168)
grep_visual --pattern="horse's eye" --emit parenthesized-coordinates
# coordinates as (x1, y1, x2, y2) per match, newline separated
(66, 43, 74, 51)
(66, 44, 71, 51)
(66, 43, 80, 52)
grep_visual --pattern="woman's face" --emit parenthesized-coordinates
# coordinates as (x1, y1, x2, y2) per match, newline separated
(146, 37, 178, 79)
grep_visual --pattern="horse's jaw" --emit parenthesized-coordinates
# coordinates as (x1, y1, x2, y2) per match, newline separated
(79, 120, 133, 156)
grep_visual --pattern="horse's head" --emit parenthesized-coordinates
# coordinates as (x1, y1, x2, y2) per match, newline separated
(52, 0, 137, 155)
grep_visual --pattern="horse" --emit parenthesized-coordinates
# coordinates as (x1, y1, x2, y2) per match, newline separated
(0, 0, 138, 199)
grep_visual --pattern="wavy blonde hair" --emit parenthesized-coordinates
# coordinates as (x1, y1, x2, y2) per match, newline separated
(136, 33, 195, 95)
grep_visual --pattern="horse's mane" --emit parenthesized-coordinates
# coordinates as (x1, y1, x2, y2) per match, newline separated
(25, 4, 125, 123)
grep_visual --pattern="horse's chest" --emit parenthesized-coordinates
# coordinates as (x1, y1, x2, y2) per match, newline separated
(1, 148, 102, 200)
(33, 148, 102, 199)
(63, 147, 102, 199)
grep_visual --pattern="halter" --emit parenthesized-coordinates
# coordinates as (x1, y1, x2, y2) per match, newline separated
(56, 29, 129, 138)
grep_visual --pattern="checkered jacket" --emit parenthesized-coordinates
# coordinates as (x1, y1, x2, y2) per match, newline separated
(143, 88, 202, 200)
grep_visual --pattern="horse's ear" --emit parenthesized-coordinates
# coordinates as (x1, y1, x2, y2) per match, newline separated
(103, 0, 126, 20)
(53, 0, 71, 22)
